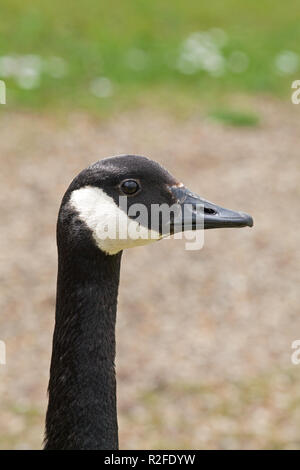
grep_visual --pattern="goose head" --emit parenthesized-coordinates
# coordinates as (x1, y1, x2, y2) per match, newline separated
(59, 154, 253, 256)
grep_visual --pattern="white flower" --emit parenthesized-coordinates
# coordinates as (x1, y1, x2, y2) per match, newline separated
(15, 55, 42, 89)
(16, 68, 40, 89)
(177, 31, 225, 76)
(275, 51, 299, 75)
(90, 77, 114, 98)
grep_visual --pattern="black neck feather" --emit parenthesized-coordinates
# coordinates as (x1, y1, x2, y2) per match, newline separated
(45, 227, 122, 450)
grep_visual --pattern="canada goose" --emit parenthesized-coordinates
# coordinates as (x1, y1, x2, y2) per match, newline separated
(44, 154, 253, 450)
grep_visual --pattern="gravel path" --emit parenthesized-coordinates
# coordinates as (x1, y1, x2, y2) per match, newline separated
(0, 99, 299, 449)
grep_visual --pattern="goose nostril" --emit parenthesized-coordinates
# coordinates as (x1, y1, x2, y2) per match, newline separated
(192, 205, 217, 215)
(204, 207, 217, 215)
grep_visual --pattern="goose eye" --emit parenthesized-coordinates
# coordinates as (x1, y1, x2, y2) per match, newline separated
(120, 179, 140, 195)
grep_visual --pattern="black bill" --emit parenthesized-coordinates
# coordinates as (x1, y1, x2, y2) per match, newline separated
(169, 186, 253, 232)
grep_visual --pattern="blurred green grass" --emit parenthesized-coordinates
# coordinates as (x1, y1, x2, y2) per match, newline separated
(0, 0, 299, 113)
(209, 109, 260, 126)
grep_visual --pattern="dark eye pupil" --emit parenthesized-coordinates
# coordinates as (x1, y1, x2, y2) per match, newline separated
(121, 180, 139, 194)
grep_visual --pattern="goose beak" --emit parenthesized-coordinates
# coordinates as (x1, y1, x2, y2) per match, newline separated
(169, 186, 253, 232)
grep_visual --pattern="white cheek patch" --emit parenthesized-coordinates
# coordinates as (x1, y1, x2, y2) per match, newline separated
(69, 186, 161, 255)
